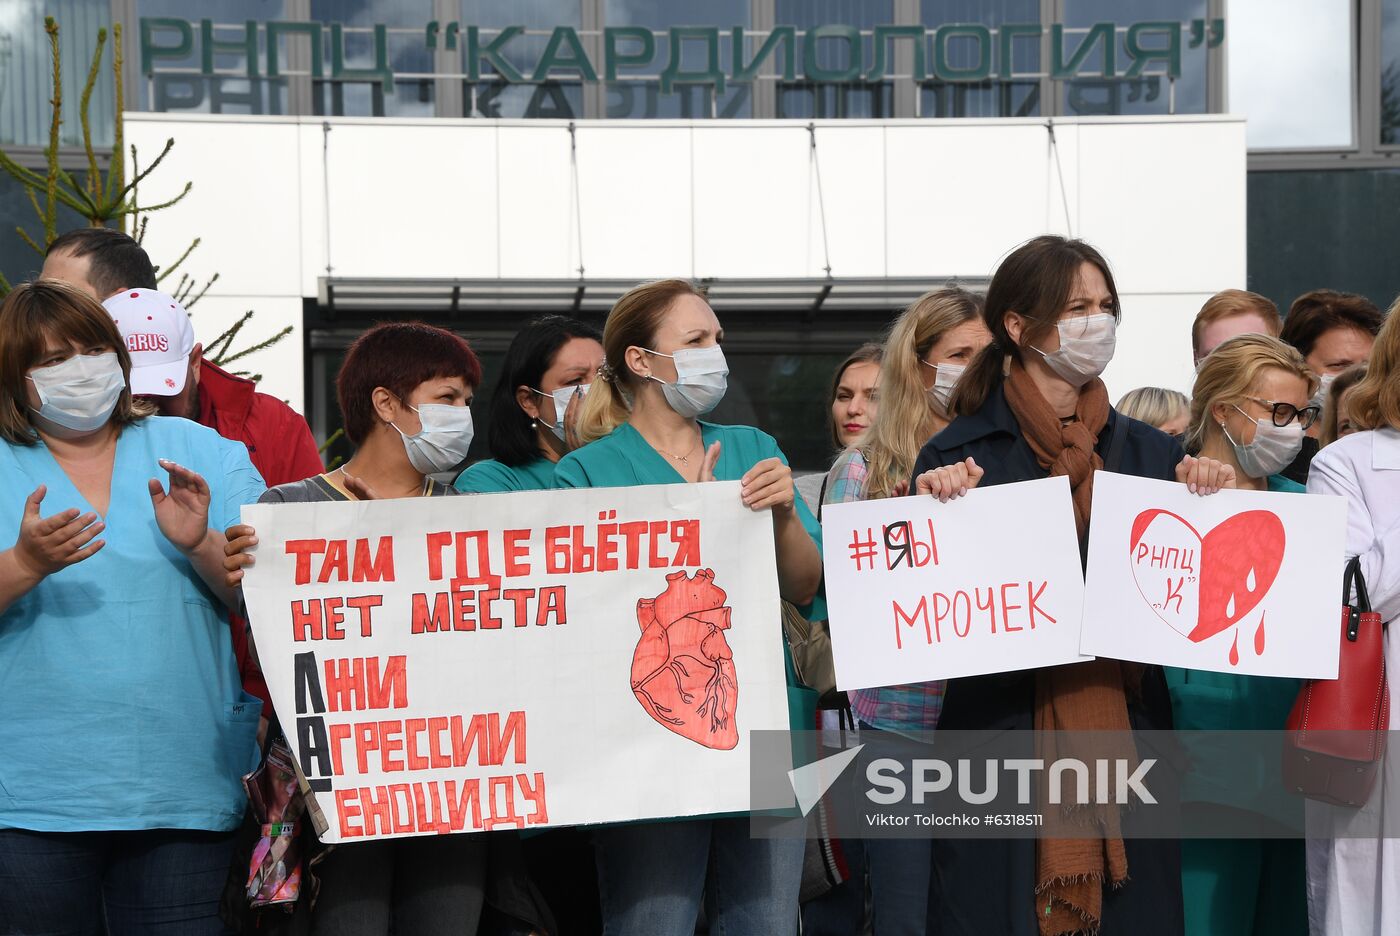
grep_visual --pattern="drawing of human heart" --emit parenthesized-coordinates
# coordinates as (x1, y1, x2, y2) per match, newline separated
(1128, 508, 1286, 664)
(631, 569, 739, 750)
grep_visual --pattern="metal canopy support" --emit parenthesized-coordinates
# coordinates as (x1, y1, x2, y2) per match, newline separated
(315, 275, 989, 319)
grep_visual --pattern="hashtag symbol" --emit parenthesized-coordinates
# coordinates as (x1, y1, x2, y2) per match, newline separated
(848, 527, 878, 571)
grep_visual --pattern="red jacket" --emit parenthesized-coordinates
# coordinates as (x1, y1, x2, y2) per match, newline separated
(198, 359, 324, 719)
(197, 359, 324, 488)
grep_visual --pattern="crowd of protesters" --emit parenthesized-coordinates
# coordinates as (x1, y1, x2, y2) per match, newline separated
(0, 228, 1396, 936)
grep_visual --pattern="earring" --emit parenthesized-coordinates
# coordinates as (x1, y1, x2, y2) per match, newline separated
(531, 419, 538, 429)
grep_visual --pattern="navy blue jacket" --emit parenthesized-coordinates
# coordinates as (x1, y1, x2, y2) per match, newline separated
(910, 379, 1186, 734)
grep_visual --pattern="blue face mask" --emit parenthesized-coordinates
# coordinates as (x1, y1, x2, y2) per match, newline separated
(27, 351, 126, 432)
(644, 346, 729, 419)
(532, 384, 589, 441)
(390, 402, 474, 474)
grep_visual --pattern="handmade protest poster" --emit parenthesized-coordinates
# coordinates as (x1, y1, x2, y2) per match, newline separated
(1081, 471, 1347, 678)
(240, 481, 791, 843)
(822, 475, 1089, 692)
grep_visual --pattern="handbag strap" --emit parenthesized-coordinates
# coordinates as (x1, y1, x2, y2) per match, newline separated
(1343, 555, 1375, 642)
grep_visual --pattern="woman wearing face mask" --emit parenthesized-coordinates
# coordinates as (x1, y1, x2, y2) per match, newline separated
(911, 236, 1235, 936)
(223, 322, 551, 936)
(456, 315, 604, 494)
(555, 278, 823, 934)
(0, 281, 265, 933)
(1160, 334, 1316, 936)
(819, 287, 988, 933)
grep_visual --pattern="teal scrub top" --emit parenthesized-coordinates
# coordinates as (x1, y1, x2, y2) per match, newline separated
(556, 421, 823, 732)
(1165, 474, 1304, 809)
(455, 456, 558, 494)
(0, 416, 267, 832)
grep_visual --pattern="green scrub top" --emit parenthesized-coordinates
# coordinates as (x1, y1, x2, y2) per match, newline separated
(556, 420, 823, 732)
(1165, 473, 1305, 808)
(455, 456, 558, 494)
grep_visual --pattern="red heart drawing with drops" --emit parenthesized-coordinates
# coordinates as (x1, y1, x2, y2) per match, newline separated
(1128, 509, 1286, 653)
(630, 569, 739, 751)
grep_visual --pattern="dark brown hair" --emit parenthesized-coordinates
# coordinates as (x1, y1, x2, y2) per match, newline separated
(0, 279, 148, 444)
(336, 322, 482, 445)
(1280, 289, 1384, 358)
(46, 227, 157, 298)
(950, 236, 1120, 417)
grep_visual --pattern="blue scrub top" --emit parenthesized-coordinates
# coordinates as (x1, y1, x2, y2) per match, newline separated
(0, 416, 267, 833)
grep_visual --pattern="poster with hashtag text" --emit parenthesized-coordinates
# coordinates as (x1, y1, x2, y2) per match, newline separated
(822, 476, 1089, 691)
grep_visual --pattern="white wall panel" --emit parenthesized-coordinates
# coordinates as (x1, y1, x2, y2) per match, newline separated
(320, 124, 500, 279)
(884, 124, 1053, 279)
(498, 126, 576, 277)
(123, 114, 1246, 414)
(124, 117, 302, 298)
(692, 126, 810, 277)
(807, 126, 886, 278)
(573, 126, 693, 278)
(1076, 122, 1247, 295)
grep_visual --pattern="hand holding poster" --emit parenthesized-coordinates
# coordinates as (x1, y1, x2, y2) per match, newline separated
(1081, 471, 1348, 678)
(240, 481, 791, 843)
(822, 476, 1088, 692)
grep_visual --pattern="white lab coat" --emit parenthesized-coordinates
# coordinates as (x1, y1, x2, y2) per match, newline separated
(1304, 427, 1400, 935)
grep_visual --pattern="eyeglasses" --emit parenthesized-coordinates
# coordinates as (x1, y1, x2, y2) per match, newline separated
(1243, 396, 1321, 430)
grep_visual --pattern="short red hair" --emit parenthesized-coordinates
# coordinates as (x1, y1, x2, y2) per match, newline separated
(337, 322, 482, 445)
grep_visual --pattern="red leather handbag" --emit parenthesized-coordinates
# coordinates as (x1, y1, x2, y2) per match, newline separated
(1283, 556, 1389, 807)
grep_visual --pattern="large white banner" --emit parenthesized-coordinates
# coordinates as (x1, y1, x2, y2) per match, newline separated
(1081, 471, 1348, 678)
(241, 481, 791, 843)
(822, 476, 1089, 692)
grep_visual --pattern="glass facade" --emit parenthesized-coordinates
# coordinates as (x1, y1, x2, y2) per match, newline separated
(1, 0, 113, 147)
(1247, 168, 1400, 314)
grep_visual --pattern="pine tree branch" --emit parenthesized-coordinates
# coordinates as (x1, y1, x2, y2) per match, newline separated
(79, 27, 106, 204)
(43, 18, 62, 246)
(156, 238, 200, 283)
(106, 24, 125, 219)
(219, 326, 294, 366)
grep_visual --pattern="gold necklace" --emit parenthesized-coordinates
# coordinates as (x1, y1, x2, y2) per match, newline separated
(648, 431, 701, 467)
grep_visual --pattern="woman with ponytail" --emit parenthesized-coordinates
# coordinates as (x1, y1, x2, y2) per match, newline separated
(911, 236, 1236, 935)
(821, 287, 989, 932)
(556, 278, 822, 934)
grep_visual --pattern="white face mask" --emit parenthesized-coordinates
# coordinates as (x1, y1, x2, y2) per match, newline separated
(644, 346, 728, 419)
(921, 360, 965, 411)
(532, 384, 589, 442)
(391, 402, 474, 474)
(27, 351, 126, 432)
(1309, 372, 1336, 410)
(1032, 313, 1118, 388)
(1222, 405, 1305, 479)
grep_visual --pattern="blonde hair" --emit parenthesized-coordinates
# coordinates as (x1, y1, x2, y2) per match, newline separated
(1116, 387, 1188, 431)
(1346, 297, 1400, 431)
(861, 288, 983, 499)
(576, 278, 708, 444)
(0, 279, 151, 445)
(1191, 289, 1282, 359)
(1320, 363, 1368, 447)
(1185, 334, 1317, 456)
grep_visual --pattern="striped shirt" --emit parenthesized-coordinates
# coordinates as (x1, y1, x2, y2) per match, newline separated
(823, 448, 945, 735)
